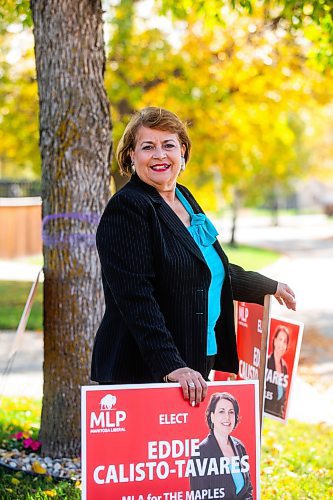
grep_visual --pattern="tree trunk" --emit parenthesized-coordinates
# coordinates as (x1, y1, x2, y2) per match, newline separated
(31, 0, 112, 457)
(229, 188, 241, 247)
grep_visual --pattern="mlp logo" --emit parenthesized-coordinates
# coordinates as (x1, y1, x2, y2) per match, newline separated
(90, 393, 127, 434)
(238, 302, 249, 327)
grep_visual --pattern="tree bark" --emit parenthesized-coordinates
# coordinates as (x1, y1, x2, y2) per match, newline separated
(31, 0, 112, 457)
(229, 188, 241, 247)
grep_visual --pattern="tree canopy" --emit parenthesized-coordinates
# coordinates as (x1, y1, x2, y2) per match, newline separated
(0, 0, 332, 208)
(106, 0, 333, 207)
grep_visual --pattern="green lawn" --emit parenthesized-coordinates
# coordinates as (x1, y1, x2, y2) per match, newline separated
(261, 419, 333, 499)
(0, 281, 43, 331)
(221, 243, 281, 271)
(0, 397, 332, 498)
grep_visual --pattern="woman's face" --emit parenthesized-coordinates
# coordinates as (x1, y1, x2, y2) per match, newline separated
(130, 126, 186, 192)
(273, 331, 288, 357)
(210, 398, 236, 436)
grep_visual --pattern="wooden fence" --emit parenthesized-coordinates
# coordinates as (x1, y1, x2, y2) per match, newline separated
(0, 197, 42, 258)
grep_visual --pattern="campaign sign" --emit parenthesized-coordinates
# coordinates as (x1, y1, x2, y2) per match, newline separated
(236, 302, 265, 382)
(264, 317, 304, 422)
(81, 381, 260, 500)
(213, 301, 266, 383)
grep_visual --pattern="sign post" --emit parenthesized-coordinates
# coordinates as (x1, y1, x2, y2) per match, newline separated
(259, 295, 271, 428)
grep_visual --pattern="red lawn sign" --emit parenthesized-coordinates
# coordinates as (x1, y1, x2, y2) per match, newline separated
(81, 381, 260, 500)
(213, 299, 303, 425)
(214, 297, 271, 425)
(263, 317, 304, 422)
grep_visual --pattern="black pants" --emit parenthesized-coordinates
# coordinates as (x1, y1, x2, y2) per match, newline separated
(203, 355, 216, 381)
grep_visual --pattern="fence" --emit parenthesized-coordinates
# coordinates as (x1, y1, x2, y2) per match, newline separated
(0, 180, 41, 198)
(0, 180, 42, 259)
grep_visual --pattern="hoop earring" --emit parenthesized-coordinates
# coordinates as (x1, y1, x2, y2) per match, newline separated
(131, 161, 136, 174)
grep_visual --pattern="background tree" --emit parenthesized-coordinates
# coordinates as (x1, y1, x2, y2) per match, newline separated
(106, 1, 332, 218)
(30, 0, 111, 456)
(0, 3, 39, 178)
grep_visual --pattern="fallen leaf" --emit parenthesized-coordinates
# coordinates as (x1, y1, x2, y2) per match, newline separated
(32, 460, 47, 474)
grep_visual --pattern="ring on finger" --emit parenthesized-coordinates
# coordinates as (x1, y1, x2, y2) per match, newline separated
(188, 381, 195, 388)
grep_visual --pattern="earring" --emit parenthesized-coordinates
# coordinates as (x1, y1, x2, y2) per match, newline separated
(180, 156, 186, 171)
(131, 161, 136, 174)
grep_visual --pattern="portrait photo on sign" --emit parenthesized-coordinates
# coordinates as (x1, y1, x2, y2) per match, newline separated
(264, 317, 303, 422)
(189, 390, 254, 498)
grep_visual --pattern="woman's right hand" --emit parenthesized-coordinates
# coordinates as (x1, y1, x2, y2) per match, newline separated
(165, 367, 207, 406)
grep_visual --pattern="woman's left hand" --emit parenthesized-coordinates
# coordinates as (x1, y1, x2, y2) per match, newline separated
(274, 282, 296, 310)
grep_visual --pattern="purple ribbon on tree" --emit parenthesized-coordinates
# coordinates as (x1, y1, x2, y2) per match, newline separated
(42, 212, 101, 247)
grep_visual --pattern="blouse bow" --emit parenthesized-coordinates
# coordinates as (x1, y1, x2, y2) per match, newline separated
(188, 213, 218, 247)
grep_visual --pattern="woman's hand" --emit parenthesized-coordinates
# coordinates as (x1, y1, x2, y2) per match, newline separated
(165, 367, 207, 406)
(274, 282, 296, 311)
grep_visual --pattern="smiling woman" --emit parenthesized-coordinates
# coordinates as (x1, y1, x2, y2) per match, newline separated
(91, 106, 296, 409)
(190, 392, 253, 499)
(129, 127, 186, 191)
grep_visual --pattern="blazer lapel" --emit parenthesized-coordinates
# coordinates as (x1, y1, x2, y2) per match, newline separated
(157, 202, 207, 264)
(129, 175, 207, 264)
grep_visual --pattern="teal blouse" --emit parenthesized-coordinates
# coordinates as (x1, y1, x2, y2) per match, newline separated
(175, 188, 225, 355)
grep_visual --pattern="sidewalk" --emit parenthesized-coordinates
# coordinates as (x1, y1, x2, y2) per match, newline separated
(0, 331, 43, 399)
(0, 259, 43, 282)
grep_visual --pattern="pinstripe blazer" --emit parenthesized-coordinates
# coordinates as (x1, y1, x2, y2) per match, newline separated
(91, 174, 277, 383)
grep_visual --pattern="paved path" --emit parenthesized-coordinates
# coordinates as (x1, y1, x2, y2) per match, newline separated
(0, 331, 43, 399)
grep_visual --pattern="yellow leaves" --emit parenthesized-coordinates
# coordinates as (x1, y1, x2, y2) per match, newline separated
(32, 460, 47, 474)
(75, 480, 82, 490)
(11, 477, 20, 485)
(44, 491, 57, 497)
(303, 4, 314, 16)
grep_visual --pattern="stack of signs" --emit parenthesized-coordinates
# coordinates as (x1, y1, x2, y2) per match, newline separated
(81, 381, 261, 499)
(230, 300, 303, 423)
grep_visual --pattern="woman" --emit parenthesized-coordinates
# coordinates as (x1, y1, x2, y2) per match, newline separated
(91, 106, 296, 406)
(190, 392, 253, 499)
(265, 325, 290, 419)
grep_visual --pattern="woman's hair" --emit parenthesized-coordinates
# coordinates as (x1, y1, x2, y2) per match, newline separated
(206, 392, 240, 430)
(272, 325, 290, 352)
(116, 107, 192, 176)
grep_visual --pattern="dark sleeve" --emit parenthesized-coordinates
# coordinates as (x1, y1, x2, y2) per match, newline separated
(96, 192, 186, 380)
(229, 263, 278, 305)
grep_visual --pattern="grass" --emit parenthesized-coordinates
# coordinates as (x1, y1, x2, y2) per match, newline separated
(0, 397, 332, 499)
(0, 246, 281, 331)
(0, 281, 43, 331)
(222, 243, 281, 271)
(0, 397, 80, 499)
(261, 419, 333, 499)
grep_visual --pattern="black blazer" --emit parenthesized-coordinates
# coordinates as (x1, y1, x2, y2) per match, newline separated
(91, 174, 277, 383)
(189, 432, 253, 499)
